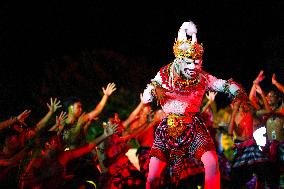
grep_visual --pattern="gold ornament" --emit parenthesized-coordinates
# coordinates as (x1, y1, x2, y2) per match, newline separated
(173, 39, 204, 59)
(166, 114, 187, 138)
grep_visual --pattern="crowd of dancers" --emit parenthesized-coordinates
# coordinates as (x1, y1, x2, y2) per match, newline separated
(0, 70, 283, 189)
(1, 18, 284, 189)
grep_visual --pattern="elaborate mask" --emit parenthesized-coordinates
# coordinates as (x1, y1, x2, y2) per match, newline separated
(176, 57, 202, 79)
(172, 21, 204, 79)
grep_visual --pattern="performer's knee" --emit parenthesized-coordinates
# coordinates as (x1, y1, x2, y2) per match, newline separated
(201, 151, 219, 174)
(146, 157, 166, 189)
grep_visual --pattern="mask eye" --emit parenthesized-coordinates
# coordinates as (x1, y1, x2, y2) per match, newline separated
(185, 60, 194, 65)
(194, 60, 200, 65)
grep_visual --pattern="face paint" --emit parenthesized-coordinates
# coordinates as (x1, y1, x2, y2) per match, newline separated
(178, 58, 202, 79)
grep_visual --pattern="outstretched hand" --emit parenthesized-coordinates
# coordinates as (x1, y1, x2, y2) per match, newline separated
(272, 73, 277, 85)
(17, 109, 31, 126)
(103, 82, 117, 96)
(206, 91, 217, 103)
(47, 98, 62, 113)
(254, 83, 263, 95)
(54, 111, 68, 132)
(56, 111, 67, 126)
(104, 122, 118, 137)
(253, 70, 265, 84)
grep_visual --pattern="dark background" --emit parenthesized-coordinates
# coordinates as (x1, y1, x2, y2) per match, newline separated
(0, 1, 284, 121)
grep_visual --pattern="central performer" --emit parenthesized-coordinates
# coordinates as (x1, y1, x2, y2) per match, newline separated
(141, 20, 248, 189)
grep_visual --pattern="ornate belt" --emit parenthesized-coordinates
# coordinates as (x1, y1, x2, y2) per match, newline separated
(166, 114, 193, 138)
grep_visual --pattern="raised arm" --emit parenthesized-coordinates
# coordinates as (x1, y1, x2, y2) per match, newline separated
(133, 109, 165, 139)
(120, 109, 165, 142)
(0, 147, 30, 166)
(86, 82, 116, 120)
(272, 73, 284, 94)
(0, 110, 31, 132)
(207, 73, 248, 106)
(58, 122, 118, 166)
(141, 69, 165, 104)
(49, 111, 67, 135)
(201, 91, 217, 113)
(249, 70, 265, 109)
(254, 83, 271, 112)
(35, 98, 61, 132)
(122, 93, 145, 128)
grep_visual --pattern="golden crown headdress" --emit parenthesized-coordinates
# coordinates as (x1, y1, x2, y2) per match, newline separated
(173, 21, 204, 59)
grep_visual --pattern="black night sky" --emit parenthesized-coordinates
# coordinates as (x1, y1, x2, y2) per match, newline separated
(0, 1, 284, 119)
